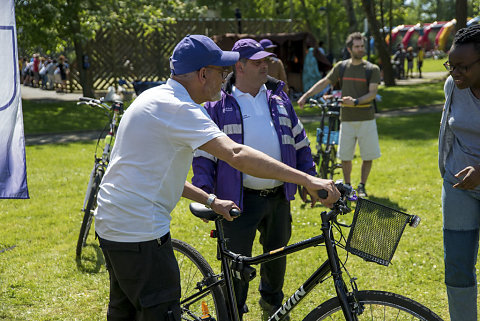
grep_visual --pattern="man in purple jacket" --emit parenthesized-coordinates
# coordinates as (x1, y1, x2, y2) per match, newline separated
(192, 39, 316, 320)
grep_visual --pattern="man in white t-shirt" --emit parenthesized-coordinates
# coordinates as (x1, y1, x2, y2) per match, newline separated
(95, 34, 340, 321)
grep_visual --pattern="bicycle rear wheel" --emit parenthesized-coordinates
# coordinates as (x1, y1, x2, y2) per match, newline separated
(302, 290, 443, 320)
(172, 239, 228, 321)
(76, 172, 101, 259)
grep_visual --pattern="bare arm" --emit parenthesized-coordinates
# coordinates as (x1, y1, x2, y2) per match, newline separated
(297, 77, 332, 109)
(182, 181, 238, 221)
(199, 136, 340, 207)
(342, 83, 378, 107)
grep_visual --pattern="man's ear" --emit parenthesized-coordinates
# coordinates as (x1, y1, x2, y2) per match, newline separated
(198, 67, 207, 84)
(235, 61, 243, 74)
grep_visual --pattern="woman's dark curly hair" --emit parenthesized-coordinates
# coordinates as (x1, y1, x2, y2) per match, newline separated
(453, 24, 480, 54)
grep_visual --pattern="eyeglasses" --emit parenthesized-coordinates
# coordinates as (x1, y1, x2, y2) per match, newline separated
(443, 58, 480, 73)
(206, 66, 230, 79)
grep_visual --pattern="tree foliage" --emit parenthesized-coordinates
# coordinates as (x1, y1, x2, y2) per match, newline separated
(16, 0, 478, 93)
(15, 0, 207, 56)
(15, 0, 207, 95)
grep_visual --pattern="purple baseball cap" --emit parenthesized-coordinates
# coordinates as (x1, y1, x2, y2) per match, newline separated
(259, 39, 277, 49)
(170, 35, 239, 75)
(232, 38, 276, 60)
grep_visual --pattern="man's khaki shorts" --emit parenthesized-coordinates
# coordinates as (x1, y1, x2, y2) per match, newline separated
(337, 119, 381, 161)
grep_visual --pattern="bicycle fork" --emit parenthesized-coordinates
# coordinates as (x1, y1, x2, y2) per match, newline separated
(321, 211, 359, 321)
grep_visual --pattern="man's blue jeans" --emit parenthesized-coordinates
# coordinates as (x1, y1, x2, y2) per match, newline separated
(442, 172, 480, 321)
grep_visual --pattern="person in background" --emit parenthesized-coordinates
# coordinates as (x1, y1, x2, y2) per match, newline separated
(417, 46, 424, 78)
(438, 24, 480, 321)
(259, 38, 289, 94)
(317, 40, 326, 56)
(32, 53, 40, 87)
(393, 44, 406, 79)
(406, 46, 414, 78)
(298, 32, 381, 198)
(23, 57, 33, 86)
(46, 58, 57, 90)
(94, 34, 340, 321)
(39, 57, 48, 89)
(302, 46, 323, 94)
(193, 38, 316, 320)
(56, 55, 68, 93)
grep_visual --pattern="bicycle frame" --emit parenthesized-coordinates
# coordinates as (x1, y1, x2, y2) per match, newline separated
(311, 98, 341, 179)
(211, 207, 357, 321)
(80, 99, 123, 210)
(76, 97, 125, 260)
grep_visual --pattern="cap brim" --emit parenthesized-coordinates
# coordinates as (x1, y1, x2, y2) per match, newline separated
(212, 51, 240, 67)
(249, 51, 276, 60)
(265, 45, 277, 48)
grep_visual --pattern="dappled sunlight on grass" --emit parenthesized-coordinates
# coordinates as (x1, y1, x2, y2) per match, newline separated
(22, 100, 110, 135)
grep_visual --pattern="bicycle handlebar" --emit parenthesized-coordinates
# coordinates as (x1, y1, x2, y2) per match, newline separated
(317, 182, 355, 201)
(309, 97, 343, 106)
(308, 98, 341, 116)
(77, 97, 112, 111)
(79, 97, 102, 104)
(189, 202, 241, 221)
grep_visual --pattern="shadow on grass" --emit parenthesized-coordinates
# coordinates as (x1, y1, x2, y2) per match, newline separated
(23, 100, 109, 135)
(365, 196, 407, 213)
(76, 243, 105, 274)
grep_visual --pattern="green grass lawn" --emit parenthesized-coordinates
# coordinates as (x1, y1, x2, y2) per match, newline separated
(1, 111, 457, 320)
(422, 57, 447, 73)
(22, 100, 113, 135)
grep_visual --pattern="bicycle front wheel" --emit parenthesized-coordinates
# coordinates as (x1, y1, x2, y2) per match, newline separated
(172, 239, 228, 321)
(76, 172, 101, 259)
(303, 290, 443, 321)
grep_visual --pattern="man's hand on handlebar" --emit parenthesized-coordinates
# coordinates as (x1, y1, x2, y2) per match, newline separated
(304, 177, 340, 208)
(298, 95, 308, 109)
(210, 198, 239, 222)
(341, 96, 355, 106)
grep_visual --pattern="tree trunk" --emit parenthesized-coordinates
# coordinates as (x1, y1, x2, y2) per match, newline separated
(65, 0, 95, 97)
(344, 0, 357, 34)
(74, 41, 95, 98)
(361, 0, 395, 86)
(455, 0, 468, 31)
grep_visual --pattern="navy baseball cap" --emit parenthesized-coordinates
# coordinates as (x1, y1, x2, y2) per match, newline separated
(232, 38, 276, 60)
(259, 39, 277, 49)
(170, 35, 239, 75)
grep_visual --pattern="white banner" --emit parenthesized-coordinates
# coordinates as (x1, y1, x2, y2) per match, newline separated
(0, 0, 29, 199)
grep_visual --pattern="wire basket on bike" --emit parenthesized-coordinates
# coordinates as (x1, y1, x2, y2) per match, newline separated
(345, 198, 413, 266)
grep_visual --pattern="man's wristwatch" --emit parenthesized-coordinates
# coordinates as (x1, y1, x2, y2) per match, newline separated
(206, 194, 217, 208)
(354, 99, 359, 106)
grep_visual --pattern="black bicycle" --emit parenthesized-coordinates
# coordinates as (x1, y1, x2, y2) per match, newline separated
(310, 97, 342, 180)
(172, 184, 443, 321)
(75, 97, 124, 260)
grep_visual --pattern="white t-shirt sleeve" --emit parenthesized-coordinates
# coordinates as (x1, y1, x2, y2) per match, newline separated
(170, 103, 226, 150)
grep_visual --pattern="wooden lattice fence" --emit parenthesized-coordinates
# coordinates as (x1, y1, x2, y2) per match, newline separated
(69, 18, 304, 92)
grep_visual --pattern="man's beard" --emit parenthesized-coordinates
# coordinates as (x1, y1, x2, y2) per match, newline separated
(352, 52, 365, 60)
